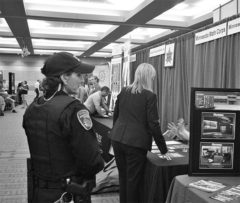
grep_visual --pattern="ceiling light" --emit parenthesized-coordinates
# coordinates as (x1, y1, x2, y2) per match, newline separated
(91, 52, 112, 57)
(34, 49, 83, 55)
(24, 0, 141, 16)
(0, 48, 22, 54)
(122, 28, 167, 40)
(28, 20, 113, 37)
(32, 39, 93, 48)
(0, 37, 19, 45)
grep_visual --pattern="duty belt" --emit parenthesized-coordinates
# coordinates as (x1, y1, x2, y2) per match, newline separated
(34, 177, 65, 189)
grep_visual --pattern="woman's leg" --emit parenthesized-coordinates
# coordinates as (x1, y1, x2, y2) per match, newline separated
(22, 94, 27, 108)
(125, 146, 147, 203)
(112, 141, 127, 203)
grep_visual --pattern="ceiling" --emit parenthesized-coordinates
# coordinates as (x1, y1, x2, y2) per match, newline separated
(0, 0, 231, 58)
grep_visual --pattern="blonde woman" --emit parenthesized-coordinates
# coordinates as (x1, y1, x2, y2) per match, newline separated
(110, 63, 171, 203)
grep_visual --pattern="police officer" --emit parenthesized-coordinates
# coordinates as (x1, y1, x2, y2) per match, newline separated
(23, 52, 104, 203)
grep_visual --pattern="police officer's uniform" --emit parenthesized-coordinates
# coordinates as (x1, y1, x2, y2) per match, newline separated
(22, 52, 104, 203)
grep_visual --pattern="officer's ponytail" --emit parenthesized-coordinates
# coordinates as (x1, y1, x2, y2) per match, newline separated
(42, 77, 63, 99)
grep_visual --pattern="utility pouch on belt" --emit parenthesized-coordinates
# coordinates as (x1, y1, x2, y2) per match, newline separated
(65, 177, 96, 197)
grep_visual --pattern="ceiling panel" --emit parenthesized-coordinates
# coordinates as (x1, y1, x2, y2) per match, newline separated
(28, 19, 116, 40)
(0, 18, 13, 36)
(24, 0, 146, 21)
(152, 0, 232, 24)
(0, 37, 20, 48)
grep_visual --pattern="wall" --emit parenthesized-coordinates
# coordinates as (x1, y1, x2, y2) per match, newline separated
(0, 54, 110, 90)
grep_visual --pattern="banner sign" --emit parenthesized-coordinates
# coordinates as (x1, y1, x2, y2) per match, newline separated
(149, 45, 165, 57)
(110, 58, 122, 111)
(227, 17, 240, 36)
(195, 23, 227, 45)
(164, 43, 175, 67)
(122, 41, 131, 86)
(93, 64, 110, 88)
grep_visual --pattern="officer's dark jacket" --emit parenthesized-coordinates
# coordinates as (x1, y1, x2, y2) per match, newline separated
(110, 87, 167, 154)
(23, 91, 104, 181)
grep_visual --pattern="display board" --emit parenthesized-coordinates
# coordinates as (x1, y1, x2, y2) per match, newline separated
(189, 88, 240, 176)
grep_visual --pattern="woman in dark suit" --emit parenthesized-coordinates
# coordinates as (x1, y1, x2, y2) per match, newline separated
(110, 63, 171, 203)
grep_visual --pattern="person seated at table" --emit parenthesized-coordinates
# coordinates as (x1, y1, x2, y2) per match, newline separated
(76, 81, 88, 103)
(88, 75, 101, 95)
(166, 118, 189, 141)
(84, 86, 110, 117)
(0, 82, 17, 113)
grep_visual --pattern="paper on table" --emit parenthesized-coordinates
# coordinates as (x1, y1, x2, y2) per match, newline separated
(189, 180, 226, 192)
(158, 152, 184, 158)
(210, 185, 240, 202)
(166, 140, 182, 145)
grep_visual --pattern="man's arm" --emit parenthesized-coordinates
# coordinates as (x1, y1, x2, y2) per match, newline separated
(93, 95, 105, 116)
(101, 97, 109, 113)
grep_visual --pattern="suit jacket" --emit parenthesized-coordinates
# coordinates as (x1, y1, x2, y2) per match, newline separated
(110, 87, 167, 153)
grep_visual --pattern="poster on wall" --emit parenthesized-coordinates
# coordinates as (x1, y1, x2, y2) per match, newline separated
(92, 64, 111, 88)
(109, 57, 122, 111)
(164, 43, 175, 67)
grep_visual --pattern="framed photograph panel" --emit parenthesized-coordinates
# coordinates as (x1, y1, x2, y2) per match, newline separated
(201, 112, 235, 140)
(199, 142, 234, 169)
(189, 88, 240, 176)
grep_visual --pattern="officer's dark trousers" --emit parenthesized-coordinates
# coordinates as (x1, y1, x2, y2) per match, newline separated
(112, 141, 147, 203)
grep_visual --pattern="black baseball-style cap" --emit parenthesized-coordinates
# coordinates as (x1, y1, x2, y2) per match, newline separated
(41, 52, 95, 77)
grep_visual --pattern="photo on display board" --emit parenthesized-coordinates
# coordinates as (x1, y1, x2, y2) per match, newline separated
(199, 142, 234, 169)
(201, 112, 236, 139)
(195, 91, 240, 110)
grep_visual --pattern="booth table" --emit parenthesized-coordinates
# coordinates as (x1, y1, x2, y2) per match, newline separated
(92, 117, 189, 202)
(166, 174, 240, 203)
(92, 117, 113, 162)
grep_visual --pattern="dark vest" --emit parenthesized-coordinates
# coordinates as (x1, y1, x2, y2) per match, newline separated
(24, 94, 77, 181)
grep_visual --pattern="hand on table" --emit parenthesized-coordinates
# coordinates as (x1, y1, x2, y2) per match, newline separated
(162, 152, 172, 160)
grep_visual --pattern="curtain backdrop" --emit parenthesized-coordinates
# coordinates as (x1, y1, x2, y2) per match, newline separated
(130, 15, 240, 131)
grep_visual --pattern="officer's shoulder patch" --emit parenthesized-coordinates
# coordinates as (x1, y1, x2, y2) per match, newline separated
(77, 109, 93, 130)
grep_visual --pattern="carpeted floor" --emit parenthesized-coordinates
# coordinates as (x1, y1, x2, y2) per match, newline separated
(0, 91, 119, 203)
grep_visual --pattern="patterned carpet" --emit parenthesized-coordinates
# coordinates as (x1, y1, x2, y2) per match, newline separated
(0, 91, 119, 203)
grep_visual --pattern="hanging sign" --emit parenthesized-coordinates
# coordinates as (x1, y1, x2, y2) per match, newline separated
(227, 17, 240, 36)
(164, 43, 175, 67)
(149, 45, 165, 57)
(122, 41, 131, 86)
(195, 23, 227, 45)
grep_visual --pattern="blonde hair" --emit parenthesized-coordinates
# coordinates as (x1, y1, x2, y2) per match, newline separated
(129, 63, 156, 94)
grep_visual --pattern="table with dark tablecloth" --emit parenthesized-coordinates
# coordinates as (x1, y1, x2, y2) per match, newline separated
(166, 174, 240, 203)
(92, 117, 189, 202)
(142, 148, 188, 203)
(92, 117, 113, 162)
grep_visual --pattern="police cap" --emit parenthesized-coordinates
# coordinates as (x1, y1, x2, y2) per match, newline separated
(41, 52, 94, 77)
